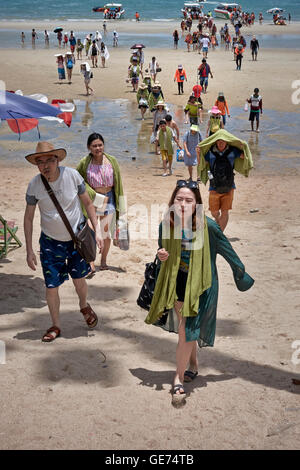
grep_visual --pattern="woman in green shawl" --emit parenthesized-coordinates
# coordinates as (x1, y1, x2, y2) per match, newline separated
(77, 133, 124, 273)
(145, 180, 254, 404)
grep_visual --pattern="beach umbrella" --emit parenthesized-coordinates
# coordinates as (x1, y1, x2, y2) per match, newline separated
(130, 44, 145, 49)
(266, 8, 283, 13)
(54, 27, 63, 33)
(0, 91, 64, 139)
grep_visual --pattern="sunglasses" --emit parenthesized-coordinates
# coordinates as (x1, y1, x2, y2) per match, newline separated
(176, 179, 199, 190)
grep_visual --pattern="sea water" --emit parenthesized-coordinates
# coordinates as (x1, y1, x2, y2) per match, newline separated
(0, 98, 299, 173)
(0, 0, 299, 22)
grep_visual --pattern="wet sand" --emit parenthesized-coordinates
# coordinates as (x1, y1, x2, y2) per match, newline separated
(0, 19, 300, 450)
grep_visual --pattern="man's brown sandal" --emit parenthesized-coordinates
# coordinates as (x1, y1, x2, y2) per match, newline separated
(80, 303, 98, 329)
(42, 326, 61, 342)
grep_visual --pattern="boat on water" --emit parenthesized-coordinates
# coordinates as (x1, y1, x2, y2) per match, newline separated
(93, 3, 125, 19)
(214, 3, 241, 20)
(181, 1, 206, 19)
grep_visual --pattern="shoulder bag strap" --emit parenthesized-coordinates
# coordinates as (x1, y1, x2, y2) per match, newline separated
(40, 174, 77, 244)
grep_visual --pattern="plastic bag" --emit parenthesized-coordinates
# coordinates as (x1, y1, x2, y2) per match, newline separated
(176, 149, 184, 162)
(244, 101, 249, 112)
(150, 132, 157, 144)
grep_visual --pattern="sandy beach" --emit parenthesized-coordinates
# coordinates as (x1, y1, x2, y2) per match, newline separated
(0, 18, 300, 450)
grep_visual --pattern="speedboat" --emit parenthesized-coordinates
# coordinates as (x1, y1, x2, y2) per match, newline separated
(181, 2, 206, 19)
(214, 3, 241, 20)
(93, 3, 125, 19)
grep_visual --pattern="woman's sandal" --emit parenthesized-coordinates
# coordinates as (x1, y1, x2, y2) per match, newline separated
(184, 370, 198, 383)
(42, 326, 61, 343)
(172, 384, 186, 404)
(80, 303, 98, 329)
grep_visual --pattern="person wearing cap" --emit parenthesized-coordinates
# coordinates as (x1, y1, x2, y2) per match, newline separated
(69, 31, 77, 53)
(199, 34, 210, 58)
(142, 71, 154, 93)
(184, 95, 203, 126)
(235, 43, 244, 70)
(250, 35, 259, 61)
(55, 53, 65, 83)
(136, 82, 150, 120)
(183, 124, 202, 180)
(158, 119, 180, 176)
(149, 56, 159, 83)
(198, 58, 213, 94)
(247, 88, 263, 132)
(24, 142, 104, 343)
(88, 40, 100, 68)
(76, 38, 84, 60)
(174, 65, 187, 95)
(214, 92, 230, 126)
(153, 101, 168, 154)
(65, 52, 75, 84)
(206, 106, 224, 137)
(81, 62, 94, 96)
(128, 56, 142, 92)
(148, 82, 164, 112)
(112, 30, 118, 47)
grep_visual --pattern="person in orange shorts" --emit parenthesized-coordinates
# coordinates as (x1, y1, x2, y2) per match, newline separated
(204, 139, 244, 231)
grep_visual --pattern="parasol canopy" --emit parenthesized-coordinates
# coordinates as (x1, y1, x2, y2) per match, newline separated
(54, 27, 63, 33)
(0, 91, 64, 138)
(130, 43, 145, 49)
(266, 8, 284, 13)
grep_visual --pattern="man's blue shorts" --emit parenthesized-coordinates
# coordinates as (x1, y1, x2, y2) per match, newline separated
(200, 77, 208, 86)
(39, 232, 91, 288)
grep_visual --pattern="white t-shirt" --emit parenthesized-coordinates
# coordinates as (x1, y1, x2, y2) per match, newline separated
(26, 167, 86, 241)
(201, 37, 210, 48)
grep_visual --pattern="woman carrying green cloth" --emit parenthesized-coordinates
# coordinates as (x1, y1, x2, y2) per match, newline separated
(77, 133, 125, 273)
(145, 180, 254, 404)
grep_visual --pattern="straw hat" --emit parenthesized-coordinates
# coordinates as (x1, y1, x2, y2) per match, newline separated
(25, 141, 66, 165)
(139, 83, 148, 89)
(54, 53, 65, 57)
(208, 106, 221, 115)
(155, 100, 166, 108)
(153, 82, 161, 88)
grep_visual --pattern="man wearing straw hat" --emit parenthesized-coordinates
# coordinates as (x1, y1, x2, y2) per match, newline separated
(24, 142, 104, 342)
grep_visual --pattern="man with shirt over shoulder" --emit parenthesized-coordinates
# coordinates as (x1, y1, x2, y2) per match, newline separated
(24, 142, 104, 343)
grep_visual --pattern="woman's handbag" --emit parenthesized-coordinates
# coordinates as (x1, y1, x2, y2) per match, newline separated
(156, 67, 162, 72)
(41, 175, 96, 263)
(137, 256, 159, 311)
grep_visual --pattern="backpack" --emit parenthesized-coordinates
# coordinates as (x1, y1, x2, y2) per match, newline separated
(211, 148, 234, 193)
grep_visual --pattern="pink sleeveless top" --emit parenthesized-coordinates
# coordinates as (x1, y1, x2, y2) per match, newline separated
(87, 162, 114, 188)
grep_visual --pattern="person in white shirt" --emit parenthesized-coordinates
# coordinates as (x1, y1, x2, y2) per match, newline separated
(24, 142, 104, 342)
(200, 35, 210, 58)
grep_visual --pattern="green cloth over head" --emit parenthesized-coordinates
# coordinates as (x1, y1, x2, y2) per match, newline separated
(197, 129, 253, 184)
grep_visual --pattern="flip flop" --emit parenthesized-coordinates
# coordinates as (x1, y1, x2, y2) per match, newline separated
(172, 384, 186, 404)
(184, 370, 198, 383)
(80, 303, 98, 329)
(42, 326, 61, 343)
(99, 264, 109, 271)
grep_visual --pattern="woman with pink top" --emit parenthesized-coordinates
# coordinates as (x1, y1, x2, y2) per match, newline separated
(77, 133, 124, 274)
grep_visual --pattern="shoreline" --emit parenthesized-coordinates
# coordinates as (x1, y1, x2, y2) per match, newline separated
(1, 19, 300, 36)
